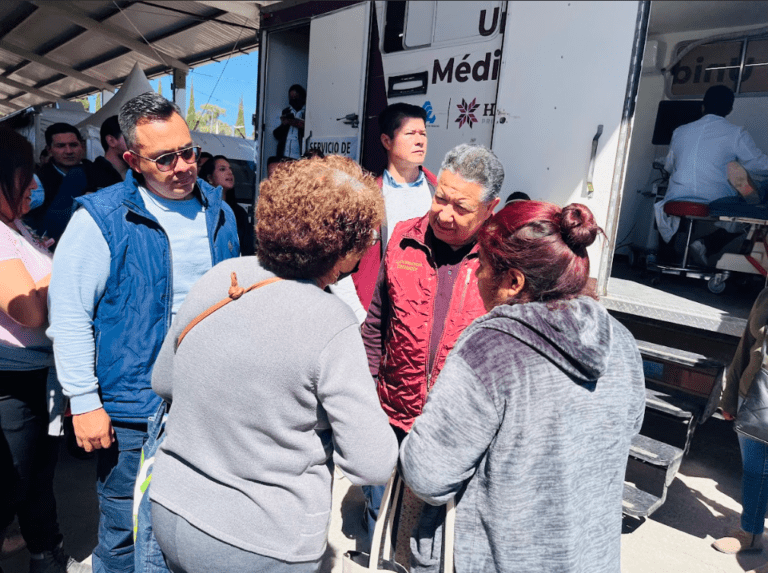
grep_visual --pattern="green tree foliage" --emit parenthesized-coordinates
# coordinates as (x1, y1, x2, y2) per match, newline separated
(95, 93, 102, 112)
(186, 77, 197, 129)
(73, 97, 89, 112)
(235, 96, 246, 138)
(197, 103, 232, 135)
(157, 80, 163, 97)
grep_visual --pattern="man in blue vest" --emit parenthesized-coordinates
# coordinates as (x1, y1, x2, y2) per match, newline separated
(47, 92, 240, 573)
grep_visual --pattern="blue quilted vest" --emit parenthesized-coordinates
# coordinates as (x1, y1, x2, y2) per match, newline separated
(75, 171, 240, 423)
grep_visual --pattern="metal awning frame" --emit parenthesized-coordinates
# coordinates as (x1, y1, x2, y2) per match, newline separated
(0, 1, 277, 114)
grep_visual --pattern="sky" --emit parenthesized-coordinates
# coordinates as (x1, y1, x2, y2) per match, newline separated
(87, 50, 260, 138)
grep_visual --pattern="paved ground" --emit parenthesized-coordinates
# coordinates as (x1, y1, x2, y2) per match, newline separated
(3, 416, 767, 573)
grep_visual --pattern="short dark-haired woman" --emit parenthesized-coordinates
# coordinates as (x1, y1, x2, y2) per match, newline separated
(400, 201, 646, 573)
(149, 155, 398, 573)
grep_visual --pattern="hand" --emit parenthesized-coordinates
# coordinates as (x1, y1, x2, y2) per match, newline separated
(722, 410, 735, 421)
(72, 408, 115, 452)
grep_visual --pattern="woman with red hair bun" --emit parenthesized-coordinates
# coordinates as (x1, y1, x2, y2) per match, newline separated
(400, 201, 646, 573)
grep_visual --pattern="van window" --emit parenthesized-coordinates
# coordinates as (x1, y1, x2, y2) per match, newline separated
(383, 1, 406, 53)
(741, 39, 768, 94)
(670, 38, 768, 96)
(228, 158, 256, 204)
(383, 1, 502, 53)
(403, 2, 435, 49)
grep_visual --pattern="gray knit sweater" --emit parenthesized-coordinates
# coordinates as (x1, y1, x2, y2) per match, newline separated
(400, 297, 645, 573)
(150, 256, 398, 562)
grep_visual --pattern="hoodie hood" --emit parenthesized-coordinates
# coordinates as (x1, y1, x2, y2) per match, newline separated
(463, 296, 614, 385)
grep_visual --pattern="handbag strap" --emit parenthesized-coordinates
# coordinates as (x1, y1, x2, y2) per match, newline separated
(443, 497, 455, 573)
(368, 470, 456, 572)
(175, 273, 283, 351)
(369, 469, 400, 570)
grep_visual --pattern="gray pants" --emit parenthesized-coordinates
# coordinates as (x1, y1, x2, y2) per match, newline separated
(152, 502, 321, 573)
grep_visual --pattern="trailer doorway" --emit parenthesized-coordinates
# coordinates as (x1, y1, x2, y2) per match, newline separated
(257, 24, 310, 179)
(603, 0, 768, 337)
(256, 3, 372, 186)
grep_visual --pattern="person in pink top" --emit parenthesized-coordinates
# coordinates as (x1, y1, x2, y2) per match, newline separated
(0, 129, 89, 573)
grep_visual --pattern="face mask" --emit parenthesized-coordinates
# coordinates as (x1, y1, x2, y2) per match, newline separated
(30, 175, 44, 210)
(336, 259, 361, 283)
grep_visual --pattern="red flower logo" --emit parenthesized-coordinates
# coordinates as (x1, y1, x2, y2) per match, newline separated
(455, 98, 479, 128)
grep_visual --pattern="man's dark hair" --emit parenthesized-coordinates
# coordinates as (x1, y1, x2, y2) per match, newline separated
(302, 148, 325, 159)
(505, 191, 531, 205)
(100, 115, 122, 152)
(703, 85, 735, 117)
(267, 155, 294, 166)
(119, 92, 182, 149)
(378, 103, 427, 139)
(45, 123, 83, 148)
(199, 151, 213, 165)
(288, 84, 306, 100)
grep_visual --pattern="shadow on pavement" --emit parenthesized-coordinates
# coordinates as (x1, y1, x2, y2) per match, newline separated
(1, 439, 98, 573)
(645, 417, 743, 540)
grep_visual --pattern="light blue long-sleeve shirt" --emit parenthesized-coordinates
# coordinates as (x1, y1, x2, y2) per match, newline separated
(47, 185, 213, 415)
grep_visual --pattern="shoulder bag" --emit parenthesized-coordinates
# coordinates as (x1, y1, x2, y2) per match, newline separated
(735, 337, 768, 445)
(343, 469, 456, 573)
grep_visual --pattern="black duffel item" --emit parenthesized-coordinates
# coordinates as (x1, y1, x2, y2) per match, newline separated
(735, 338, 768, 445)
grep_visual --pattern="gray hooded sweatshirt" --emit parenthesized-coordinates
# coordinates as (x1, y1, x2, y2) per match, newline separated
(400, 296, 645, 573)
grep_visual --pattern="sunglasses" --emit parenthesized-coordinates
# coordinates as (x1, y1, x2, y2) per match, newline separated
(129, 146, 201, 172)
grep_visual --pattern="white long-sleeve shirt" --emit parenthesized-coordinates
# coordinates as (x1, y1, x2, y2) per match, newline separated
(655, 114, 768, 242)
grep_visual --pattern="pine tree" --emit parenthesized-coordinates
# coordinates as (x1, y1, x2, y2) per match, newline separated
(186, 78, 197, 129)
(235, 96, 246, 138)
(157, 80, 163, 96)
(95, 93, 102, 112)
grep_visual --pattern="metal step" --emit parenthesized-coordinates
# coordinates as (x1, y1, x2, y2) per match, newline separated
(622, 482, 665, 518)
(644, 385, 699, 420)
(635, 340, 723, 369)
(630, 434, 685, 468)
(626, 434, 685, 500)
(637, 339, 725, 424)
(640, 407, 698, 454)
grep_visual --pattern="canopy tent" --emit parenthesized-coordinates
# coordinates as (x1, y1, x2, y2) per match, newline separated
(76, 62, 152, 129)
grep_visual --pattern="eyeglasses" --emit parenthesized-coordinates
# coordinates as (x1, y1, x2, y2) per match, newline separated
(129, 146, 201, 172)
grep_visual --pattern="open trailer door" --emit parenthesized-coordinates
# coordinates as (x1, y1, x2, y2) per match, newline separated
(491, 1, 646, 285)
(303, 2, 371, 162)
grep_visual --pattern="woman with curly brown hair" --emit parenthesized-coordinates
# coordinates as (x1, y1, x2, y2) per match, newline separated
(148, 156, 398, 573)
(401, 201, 646, 573)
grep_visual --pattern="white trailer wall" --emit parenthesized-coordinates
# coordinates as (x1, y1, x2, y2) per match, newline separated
(617, 20, 768, 257)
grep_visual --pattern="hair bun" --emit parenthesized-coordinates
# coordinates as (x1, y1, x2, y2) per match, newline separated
(560, 203, 600, 250)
